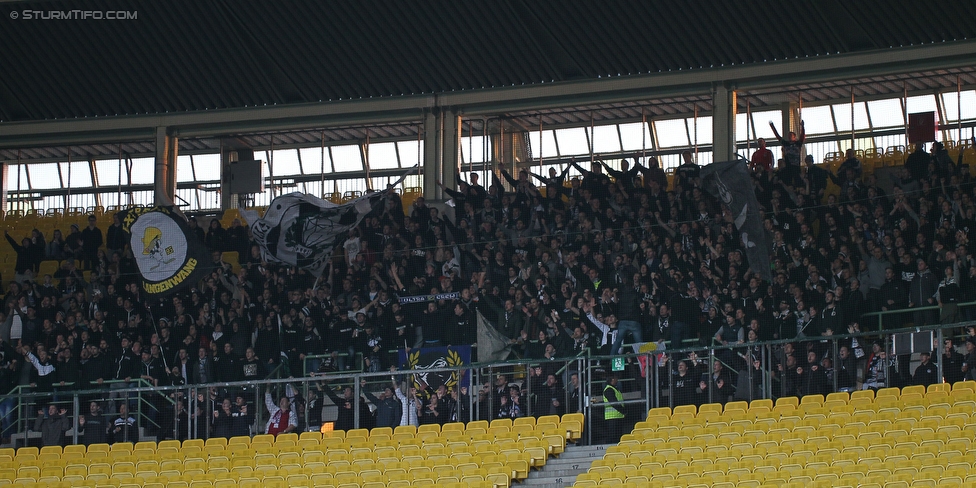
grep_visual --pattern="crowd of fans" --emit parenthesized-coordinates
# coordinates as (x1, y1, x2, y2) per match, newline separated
(2, 128, 976, 445)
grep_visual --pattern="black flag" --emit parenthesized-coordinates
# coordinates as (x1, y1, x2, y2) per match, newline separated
(120, 206, 211, 297)
(700, 160, 772, 283)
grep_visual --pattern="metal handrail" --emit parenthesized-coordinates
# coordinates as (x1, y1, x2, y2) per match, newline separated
(860, 300, 976, 331)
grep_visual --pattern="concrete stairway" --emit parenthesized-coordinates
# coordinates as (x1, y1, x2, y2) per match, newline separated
(521, 443, 610, 488)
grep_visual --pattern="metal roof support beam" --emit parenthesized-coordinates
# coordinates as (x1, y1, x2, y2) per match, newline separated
(1, 41, 976, 150)
(154, 127, 178, 208)
(712, 84, 736, 162)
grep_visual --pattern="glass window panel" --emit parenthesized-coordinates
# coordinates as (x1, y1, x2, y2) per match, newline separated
(619, 122, 653, 151)
(176, 188, 197, 212)
(270, 149, 302, 177)
(366, 142, 399, 170)
(299, 147, 330, 174)
(461, 136, 491, 163)
(99, 193, 119, 210)
(735, 113, 751, 142)
(750, 110, 782, 140)
(690, 116, 712, 145)
(834, 102, 871, 131)
(906, 95, 937, 116)
(334, 178, 367, 194)
(591, 125, 621, 153)
(864, 99, 903, 128)
(398, 140, 423, 168)
(941, 90, 976, 122)
(128, 158, 153, 185)
(27, 163, 62, 189)
(800, 106, 834, 134)
(331, 144, 363, 172)
(655, 119, 689, 147)
(176, 155, 195, 182)
(67, 194, 94, 209)
(193, 154, 221, 181)
(59, 161, 93, 187)
(554, 127, 590, 155)
(694, 151, 713, 166)
(526, 131, 558, 159)
(13, 164, 29, 190)
(94, 159, 122, 187)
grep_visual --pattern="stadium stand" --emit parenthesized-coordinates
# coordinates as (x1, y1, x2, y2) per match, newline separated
(574, 382, 976, 488)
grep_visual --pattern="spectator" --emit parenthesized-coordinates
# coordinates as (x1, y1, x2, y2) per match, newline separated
(912, 351, 938, 386)
(110, 404, 138, 444)
(81, 215, 103, 270)
(750, 138, 774, 173)
(943, 338, 965, 385)
(362, 378, 401, 429)
(76, 401, 109, 445)
(769, 120, 805, 185)
(33, 404, 69, 446)
(264, 390, 297, 436)
(5, 231, 37, 282)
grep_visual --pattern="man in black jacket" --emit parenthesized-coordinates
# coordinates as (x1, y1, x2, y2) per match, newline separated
(611, 284, 643, 355)
(362, 379, 401, 429)
(77, 401, 109, 445)
(80, 215, 103, 270)
(913, 351, 939, 386)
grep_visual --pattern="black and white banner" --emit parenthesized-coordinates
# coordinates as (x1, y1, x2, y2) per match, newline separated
(397, 292, 460, 305)
(241, 170, 414, 278)
(242, 192, 382, 278)
(120, 207, 211, 297)
(701, 160, 772, 283)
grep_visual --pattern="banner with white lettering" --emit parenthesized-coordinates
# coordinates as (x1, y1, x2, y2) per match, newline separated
(120, 207, 210, 297)
(397, 292, 460, 305)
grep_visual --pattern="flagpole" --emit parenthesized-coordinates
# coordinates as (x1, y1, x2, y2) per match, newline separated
(311, 273, 322, 292)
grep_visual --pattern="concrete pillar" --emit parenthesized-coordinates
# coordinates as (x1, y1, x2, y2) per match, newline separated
(712, 84, 737, 162)
(154, 127, 178, 207)
(780, 102, 800, 136)
(422, 109, 441, 199)
(442, 108, 461, 195)
(0, 163, 7, 214)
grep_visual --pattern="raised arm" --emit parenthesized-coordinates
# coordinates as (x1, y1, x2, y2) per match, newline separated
(768, 122, 782, 142)
(499, 168, 520, 188)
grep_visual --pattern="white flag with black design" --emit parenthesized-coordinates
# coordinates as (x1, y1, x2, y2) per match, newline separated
(240, 168, 415, 278)
(241, 192, 382, 278)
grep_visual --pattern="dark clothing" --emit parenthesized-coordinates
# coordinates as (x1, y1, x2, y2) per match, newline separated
(212, 409, 235, 439)
(364, 391, 401, 429)
(78, 416, 110, 445)
(913, 361, 939, 387)
(324, 388, 356, 431)
(943, 349, 965, 385)
(34, 412, 69, 446)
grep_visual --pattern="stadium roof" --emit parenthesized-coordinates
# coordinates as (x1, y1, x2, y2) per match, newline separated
(2, 0, 976, 123)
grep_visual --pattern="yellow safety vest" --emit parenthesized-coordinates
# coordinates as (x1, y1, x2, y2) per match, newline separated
(604, 384, 624, 420)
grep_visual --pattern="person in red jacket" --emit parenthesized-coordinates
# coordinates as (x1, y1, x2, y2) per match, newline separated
(264, 389, 297, 436)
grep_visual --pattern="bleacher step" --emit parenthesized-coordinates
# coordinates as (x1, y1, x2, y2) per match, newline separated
(523, 444, 611, 488)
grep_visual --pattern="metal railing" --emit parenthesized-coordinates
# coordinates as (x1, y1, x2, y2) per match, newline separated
(1, 314, 973, 448)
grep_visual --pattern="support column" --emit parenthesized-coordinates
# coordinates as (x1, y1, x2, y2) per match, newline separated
(0, 162, 7, 214)
(780, 102, 800, 136)
(154, 127, 178, 207)
(712, 84, 737, 162)
(441, 108, 461, 195)
(422, 109, 441, 199)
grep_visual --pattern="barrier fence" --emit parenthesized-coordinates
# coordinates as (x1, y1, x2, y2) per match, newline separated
(2, 308, 973, 448)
